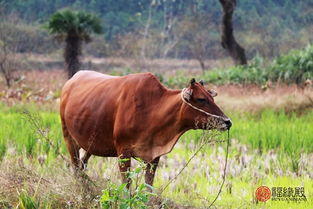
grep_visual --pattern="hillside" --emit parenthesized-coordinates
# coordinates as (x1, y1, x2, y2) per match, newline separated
(1, 0, 313, 60)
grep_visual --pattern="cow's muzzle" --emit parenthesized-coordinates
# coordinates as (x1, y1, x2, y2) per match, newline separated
(224, 119, 232, 130)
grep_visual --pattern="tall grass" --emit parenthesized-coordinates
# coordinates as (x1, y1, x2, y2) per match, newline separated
(0, 109, 64, 160)
(181, 109, 313, 155)
(0, 107, 311, 160)
(230, 110, 313, 154)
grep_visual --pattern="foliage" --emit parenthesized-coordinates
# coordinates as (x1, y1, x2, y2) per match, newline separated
(177, 44, 313, 86)
(46, 9, 102, 42)
(203, 55, 267, 85)
(46, 9, 103, 77)
(268, 44, 313, 84)
(17, 190, 39, 209)
(100, 162, 153, 209)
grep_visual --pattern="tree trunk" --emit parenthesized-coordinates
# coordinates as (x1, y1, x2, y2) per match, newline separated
(0, 63, 11, 88)
(65, 34, 81, 78)
(195, 55, 206, 72)
(219, 0, 247, 65)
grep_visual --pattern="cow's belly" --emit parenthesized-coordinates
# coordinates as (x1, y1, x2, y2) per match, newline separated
(78, 137, 117, 157)
(68, 126, 118, 157)
(64, 104, 118, 157)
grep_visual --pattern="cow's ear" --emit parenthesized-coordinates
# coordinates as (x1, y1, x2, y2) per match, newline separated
(190, 78, 196, 86)
(183, 88, 193, 101)
(208, 89, 218, 97)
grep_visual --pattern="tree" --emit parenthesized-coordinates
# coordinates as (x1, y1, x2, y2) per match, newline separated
(46, 9, 102, 78)
(0, 29, 19, 88)
(176, 16, 214, 72)
(0, 8, 24, 88)
(219, 0, 247, 65)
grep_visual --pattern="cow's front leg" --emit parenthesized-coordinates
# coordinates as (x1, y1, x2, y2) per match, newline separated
(118, 155, 131, 189)
(145, 157, 160, 190)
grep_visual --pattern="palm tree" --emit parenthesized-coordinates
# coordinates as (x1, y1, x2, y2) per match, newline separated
(46, 9, 102, 78)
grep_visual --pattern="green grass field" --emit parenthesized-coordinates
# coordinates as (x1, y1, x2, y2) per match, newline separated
(0, 104, 312, 208)
(1, 106, 312, 159)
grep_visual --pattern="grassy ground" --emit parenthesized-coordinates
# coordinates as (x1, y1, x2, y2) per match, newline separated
(0, 69, 312, 208)
(0, 104, 312, 208)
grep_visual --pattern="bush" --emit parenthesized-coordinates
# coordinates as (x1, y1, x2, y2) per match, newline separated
(268, 44, 313, 84)
(100, 160, 153, 209)
(197, 44, 313, 85)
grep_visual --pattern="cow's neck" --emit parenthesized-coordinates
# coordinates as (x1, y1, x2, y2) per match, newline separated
(149, 89, 193, 160)
(159, 89, 192, 135)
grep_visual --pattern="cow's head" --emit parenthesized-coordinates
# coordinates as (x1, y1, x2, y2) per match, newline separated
(181, 78, 232, 131)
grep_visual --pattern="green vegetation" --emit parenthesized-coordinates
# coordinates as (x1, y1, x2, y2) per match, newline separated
(101, 162, 153, 209)
(18, 190, 40, 209)
(207, 44, 313, 85)
(0, 107, 312, 160)
(162, 44, 313, 87)
(269, 44, 313, 84)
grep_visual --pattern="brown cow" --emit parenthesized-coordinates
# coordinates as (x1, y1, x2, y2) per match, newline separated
(60, 70, 231, 187)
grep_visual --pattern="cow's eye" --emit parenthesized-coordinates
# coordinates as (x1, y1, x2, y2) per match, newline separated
(196, 98, 206, 103)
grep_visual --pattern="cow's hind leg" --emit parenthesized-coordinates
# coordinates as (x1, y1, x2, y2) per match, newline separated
(79, 149, 92, 170)
(61, 120, 80, 170)
(118, 155, 131, 189)
(145, 157, 160, 191)
(64, 134, 80, 170)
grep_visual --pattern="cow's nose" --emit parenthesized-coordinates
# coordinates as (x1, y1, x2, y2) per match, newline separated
(225, 119, 232, 129)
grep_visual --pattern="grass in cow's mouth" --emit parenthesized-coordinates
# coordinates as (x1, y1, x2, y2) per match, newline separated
(0, 105, 312, 208)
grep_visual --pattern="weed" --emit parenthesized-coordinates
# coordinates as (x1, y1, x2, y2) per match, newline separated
(0, 138, 6, 161)
(17, 190, 39, 209)
(100, 161, 153, 209)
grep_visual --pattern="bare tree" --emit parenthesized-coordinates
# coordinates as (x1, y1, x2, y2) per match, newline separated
(140, 0, 153, 60)
(0, 13, 22, 88)
(175, 15, 216, 72)
(0, 39, 19, 88)
(219, 0, 247, 65)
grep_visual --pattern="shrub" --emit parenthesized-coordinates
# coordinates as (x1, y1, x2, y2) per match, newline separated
(100, 161, 153, 209)
(196, 44, 313, 85)
(268, 44, 313, 84)
(198, 54, 266, 85)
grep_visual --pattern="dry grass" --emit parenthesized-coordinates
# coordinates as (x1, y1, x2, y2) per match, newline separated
(214, 84, 313, 114)
(0, 157, 105, 208)
(2, 70, 312, 114)
(1, 137, 313, 208)
(0, 154, 195, 209)
(24, 53, 232, 75)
